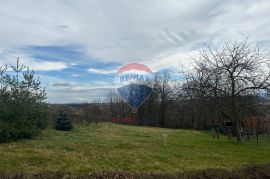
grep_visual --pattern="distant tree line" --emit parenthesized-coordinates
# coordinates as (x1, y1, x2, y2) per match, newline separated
(50, 100, 105, 126)
(106, 39, 270, 143)
(0, 59, 47, 142)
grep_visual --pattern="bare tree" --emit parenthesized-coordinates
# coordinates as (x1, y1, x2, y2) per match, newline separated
(154, 71, 173, 127)
(106, 89, 117, 119)
(182, 39, 270, 142)
(91, 99, 102, 125)
(81, 102, 92, 125)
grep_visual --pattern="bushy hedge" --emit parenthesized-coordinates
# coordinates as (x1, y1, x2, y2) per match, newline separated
(0, 61, 47, 143)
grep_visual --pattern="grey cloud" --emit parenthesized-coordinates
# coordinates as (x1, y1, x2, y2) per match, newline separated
(1, 0, 270, 102)
(1, 0, 270, 63)
(58, 25, 70, 29)
(51, 82, 74, 87)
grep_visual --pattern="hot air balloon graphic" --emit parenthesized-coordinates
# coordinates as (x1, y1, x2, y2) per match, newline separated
(115, 63, 154, 113)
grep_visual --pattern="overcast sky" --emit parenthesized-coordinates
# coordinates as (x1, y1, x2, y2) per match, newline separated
(0, 0, 270, 103)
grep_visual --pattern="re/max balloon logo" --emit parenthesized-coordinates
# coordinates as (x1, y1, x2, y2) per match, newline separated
(114, 63, 154, 112)
(119, 74, 151, 82)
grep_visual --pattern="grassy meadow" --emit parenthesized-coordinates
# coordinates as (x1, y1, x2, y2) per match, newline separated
(0, 123, 270, 175)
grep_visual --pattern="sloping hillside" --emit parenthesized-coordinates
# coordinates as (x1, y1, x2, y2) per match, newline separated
(0, 123, 270, 174)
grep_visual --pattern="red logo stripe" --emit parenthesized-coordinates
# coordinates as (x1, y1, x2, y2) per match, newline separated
(117, 63, 152, 74)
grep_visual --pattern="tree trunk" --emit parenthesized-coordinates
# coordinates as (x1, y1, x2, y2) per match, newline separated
(236, 121, 242, 143)
(214, 126, 219, 139)
(227, 127, 232, 140)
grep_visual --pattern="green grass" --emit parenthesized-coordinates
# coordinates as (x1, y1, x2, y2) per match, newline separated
(0, 122, 270, 174)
